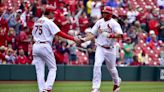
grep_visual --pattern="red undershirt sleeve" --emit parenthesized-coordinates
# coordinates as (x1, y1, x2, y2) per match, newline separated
(56, 31, 75, 41)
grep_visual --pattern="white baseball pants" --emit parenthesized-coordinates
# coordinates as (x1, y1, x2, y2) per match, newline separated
(32, 43, 57, 92)
(92, 46, 121, 89)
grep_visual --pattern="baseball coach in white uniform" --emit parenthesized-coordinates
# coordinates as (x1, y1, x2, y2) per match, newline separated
(80, 6, 123, 92)
(32, 5, 80, 92)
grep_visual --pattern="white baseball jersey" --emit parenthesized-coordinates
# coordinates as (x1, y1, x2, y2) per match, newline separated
(32, 16, 60, 45)
(90, 18, 123, 46)
(32, 16, 61, 92)
(91, 18, 122, 90)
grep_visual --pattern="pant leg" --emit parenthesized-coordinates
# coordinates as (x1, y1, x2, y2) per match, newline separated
(92, 46, 105, 89)
(42, 46, 57, 90)
(33, 55, 45, 92)
(105, 52, 121, 86)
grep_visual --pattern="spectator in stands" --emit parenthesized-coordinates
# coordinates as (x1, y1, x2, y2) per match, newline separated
(148, 35, 159, 49)
(87, 39, 96, 65)
(54, 1, 65, 26)
(79, 12, 89, 34)
(106, 0, 118, 8)
(69, 43, 77, 63)
(30, 1, 37, 17)
(0, 7, 8, 30)
(133, 21, 145, 44)
(67, 0, 78, 15)
(136, 8, 147, 31)
(16, 48, 28, 64)
(61, 12, 72, 33)
(157, 0, 164, 9)
(5, 7, 17, 28)
(20, 4, 30, 27)
(77, 0, 85, 11)
(2, 6, 8, 20)
(127, 5, 139, 25)
(15, 9, 23, 36)
(148, 15, 159, 36)
(90, 0, 102, 22)
(0, 24, 8, 46)
(57, 40, 69, 64)
(6, 28, 16, 49)
(127, 25, 138, 44)
(55, 2, 71, 34)
(115, 42, 122, 65)
(19, 0, 25, 12)
(47, 0, 55, 6)
(158, 15, 164, 41)
(86, 0, 93, 17)
(123, 37, 134, 65)
(69, 14, 78, 31)
(145, 6, 154, 32)
(134, 21, 144, 34)
(18, 27, 31, 56)
(146, 30, 156, 43)
(130, 55, 141, 66)
(122, 19, 130, 33)
(138, 51, 149, 65)
(34, 0, 43, 18)
(0, 8, 8, 47)
(119, 0, 128, 8)
(5, 48, 16, 64)
(160, 56, 164, 66)
(61, 41, 70, 64)
(146, 30, 160, 49)
(26, 12, 34, 33)
(0, 46, 7, 64)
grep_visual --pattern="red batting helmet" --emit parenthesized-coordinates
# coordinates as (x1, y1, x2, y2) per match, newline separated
(45, 5, 56, 12)
(102, 6, 113, 14)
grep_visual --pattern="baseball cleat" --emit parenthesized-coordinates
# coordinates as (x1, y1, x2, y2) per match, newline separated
(42, 89, 52, 92)
(113, 85, 120, 92)
(91, 88, 100, 92)
(42, 90, 48, 92)
(47, 90, 52, 92)
(113, 78, 121, 92)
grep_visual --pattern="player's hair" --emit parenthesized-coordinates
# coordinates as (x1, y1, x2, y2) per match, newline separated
(41, 0, 47, 4)
(43, 10, 50, 15)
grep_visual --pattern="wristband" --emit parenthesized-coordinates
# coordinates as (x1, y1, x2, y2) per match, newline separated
(109, 34, 115, 38)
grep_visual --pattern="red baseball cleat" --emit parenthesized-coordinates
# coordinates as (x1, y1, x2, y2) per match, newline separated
(47, 90, 52, 92)
(42, 89, 52, 92)
(113, 85, 120, 92)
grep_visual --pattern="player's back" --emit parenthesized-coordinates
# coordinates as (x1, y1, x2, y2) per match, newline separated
(32, 16, 57, 45)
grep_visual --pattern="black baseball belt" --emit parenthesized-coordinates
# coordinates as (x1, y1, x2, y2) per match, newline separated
(97, 43, 114, 49)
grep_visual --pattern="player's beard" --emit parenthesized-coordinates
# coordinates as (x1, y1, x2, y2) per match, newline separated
(50, 18, 54, 21)
(103, 14, 112, 21)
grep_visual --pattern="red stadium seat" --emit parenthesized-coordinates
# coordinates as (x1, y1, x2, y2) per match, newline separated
(160, 9, 164, 14)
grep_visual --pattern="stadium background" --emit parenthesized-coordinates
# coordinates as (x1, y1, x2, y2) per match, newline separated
(0, 0, 164, 92)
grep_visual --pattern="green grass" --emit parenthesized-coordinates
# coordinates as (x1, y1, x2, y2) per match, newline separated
(0, 81, 164, 92)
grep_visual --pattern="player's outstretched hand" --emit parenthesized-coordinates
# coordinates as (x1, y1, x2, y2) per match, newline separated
(78, 36, 86, 43)
(74, 37, 81, 44)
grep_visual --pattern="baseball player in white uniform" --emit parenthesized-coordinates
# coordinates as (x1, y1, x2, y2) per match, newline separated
(32, 5, 80, 92)
(80, 6, 123, 92)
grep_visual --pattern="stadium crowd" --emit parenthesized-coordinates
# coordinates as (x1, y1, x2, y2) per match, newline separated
(0, 0, 164, 66)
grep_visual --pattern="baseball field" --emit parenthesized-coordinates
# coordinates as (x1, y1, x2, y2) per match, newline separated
(0, 81, 164, 92)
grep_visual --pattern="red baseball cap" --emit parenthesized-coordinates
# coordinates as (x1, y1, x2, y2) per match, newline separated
(102, 6, 113, 14)
(45, 5, 56, 12)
